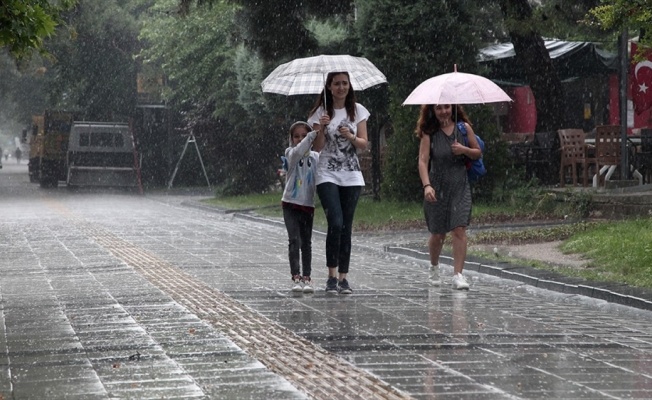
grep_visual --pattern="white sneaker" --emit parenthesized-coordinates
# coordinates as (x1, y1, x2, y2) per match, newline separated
(292, 276, 303, 292)
(452, 273, 470, 290)
(429, 264, 441, 286)
(302, 277, 314, 293)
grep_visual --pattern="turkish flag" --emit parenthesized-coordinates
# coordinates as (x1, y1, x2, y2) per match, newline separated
(630, 42, 652, 115)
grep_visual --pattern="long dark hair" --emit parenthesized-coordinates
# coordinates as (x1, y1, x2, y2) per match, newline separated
(308, 71, 357, 121)
(415, 104, 472, 138)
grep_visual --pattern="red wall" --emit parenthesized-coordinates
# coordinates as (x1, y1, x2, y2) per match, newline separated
(504, 86, 537, 133)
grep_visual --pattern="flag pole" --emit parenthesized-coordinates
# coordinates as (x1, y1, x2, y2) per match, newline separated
(619, 28, 629, 179)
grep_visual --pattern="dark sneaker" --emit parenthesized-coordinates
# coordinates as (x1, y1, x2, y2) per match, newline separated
(292, 275, 303, 292)
(325, 277, 338, 293)
(338, 279, 352, 294)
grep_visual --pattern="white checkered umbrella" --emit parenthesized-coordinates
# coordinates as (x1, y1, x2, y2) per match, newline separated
(261, 54, 387, 95)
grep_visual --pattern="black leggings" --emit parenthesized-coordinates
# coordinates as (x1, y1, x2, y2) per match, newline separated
(316, 183, 361, 274)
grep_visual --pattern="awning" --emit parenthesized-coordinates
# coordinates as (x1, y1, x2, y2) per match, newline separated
(478, 39, 618, 86)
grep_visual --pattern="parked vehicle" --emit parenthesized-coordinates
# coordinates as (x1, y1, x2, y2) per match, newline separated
(28, 115, 44, 182)
(66, 121, 141, 188)
(29, 111, 141, 189)
(35, 110, 75, 187)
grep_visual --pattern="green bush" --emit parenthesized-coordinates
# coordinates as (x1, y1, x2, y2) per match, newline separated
(381, 103, 422, 201)
(465, 105, 514, 202)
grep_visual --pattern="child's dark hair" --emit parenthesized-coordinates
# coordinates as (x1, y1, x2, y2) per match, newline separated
(288, 121, 311, 146)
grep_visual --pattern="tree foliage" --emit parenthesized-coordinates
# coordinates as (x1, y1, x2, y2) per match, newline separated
(42, 1, 140, 120)
(532, 0, 605, 41)
(0, 0, 77, 59)
(0, 51, 47, 129)
(140, 0, 284, 193)
(140, 0, 239, 116)
(588, 0, 652, 52)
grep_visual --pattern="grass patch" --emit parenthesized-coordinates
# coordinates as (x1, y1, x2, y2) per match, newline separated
(561, 218, 652, 288)
(468, 248, 612, 281)
(203, 190, 567, 231)
(468, 218, 652, 289)
(471, 222, 600, 245)
(349, 196, 423, 230)
(203, 192, 282, 211)
(203, 192, 425, 231)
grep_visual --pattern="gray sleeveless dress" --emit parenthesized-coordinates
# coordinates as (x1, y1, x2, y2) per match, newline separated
(424, 125, 472, 234)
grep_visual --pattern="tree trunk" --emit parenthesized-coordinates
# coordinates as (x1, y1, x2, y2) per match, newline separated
(501, 0, 567, 132)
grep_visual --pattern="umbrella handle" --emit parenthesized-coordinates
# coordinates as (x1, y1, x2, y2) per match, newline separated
(323, 73, 327, 111)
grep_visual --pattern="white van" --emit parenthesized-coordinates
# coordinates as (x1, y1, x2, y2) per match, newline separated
(66, 122, 140, 187)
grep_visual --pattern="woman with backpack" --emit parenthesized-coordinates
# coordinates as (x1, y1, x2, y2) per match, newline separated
(416, 104, 482, 290)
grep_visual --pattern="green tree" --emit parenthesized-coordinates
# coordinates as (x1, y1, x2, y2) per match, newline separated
(43, 0, 140, 120)
(531, 1, 605, 41)
(0, 0, 77, 59)
(589, 0, 652, 53)
(0, 51, 47, 131)
(141, 0, 287, 193)
(140, 0, 239, 117)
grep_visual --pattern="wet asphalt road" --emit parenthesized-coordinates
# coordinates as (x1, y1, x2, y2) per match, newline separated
(1, 162, 652, 399)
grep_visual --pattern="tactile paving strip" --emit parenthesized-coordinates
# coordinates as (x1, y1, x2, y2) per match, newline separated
(57, 209, 411, 400)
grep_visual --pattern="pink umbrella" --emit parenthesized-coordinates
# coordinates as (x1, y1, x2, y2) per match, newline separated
(402, 65, 512, 105)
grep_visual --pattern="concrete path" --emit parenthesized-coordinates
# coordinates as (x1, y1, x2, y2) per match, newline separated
(1, 163, 652, 399)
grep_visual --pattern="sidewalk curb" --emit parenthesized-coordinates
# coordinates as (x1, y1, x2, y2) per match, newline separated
(385, 245, 652, 312)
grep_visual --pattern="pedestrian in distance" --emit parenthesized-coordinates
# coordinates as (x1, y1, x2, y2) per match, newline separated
(281, 121, 320, 293)
(14, 147, 22, 164)
(416, 104, 482, 290)
(308, 71, 370, 295)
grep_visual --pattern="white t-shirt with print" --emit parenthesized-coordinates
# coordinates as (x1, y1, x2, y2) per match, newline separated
(308, 103, 370, 187)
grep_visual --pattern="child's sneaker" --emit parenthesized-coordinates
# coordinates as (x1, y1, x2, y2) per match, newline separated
(302, 276, 314, 293)
(325, 276, 338, 293)
(338, 279, 352, 294)
(452, 273, 470, 290)
(429, 264, 441, 286)
(292, 275, 303, 292)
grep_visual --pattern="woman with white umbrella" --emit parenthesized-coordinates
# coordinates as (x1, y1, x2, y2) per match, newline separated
(417, 104, 482, 290)
(308, 71, 370, 294)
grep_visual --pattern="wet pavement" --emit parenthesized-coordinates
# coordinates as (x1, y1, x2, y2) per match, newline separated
(1, 162, 652, 399)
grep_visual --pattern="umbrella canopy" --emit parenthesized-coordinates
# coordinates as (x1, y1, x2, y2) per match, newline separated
(261, 54, 387, 95)
(403, 69, 512, 105)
